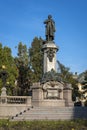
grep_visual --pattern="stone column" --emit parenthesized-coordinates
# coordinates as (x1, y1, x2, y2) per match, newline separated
(63, 84, 74, 106)
(42, 42, 58, 73)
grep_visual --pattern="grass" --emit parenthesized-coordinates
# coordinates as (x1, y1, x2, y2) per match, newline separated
(0, 119, 87, 130)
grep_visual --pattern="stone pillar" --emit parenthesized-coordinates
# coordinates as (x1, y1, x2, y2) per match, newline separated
(26, 96, 31, 105)
(31, 83, 43, 99)
(31, 82, 43, 106)
(1, 87, 7, 104)
(42, 42, 58, 73)
(63, 84, 74, 106)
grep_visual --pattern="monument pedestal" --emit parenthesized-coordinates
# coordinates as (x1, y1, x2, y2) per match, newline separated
(31, 41, 73, 107)
(31, 82, 66, 107)
(32, 99, 65, 107)
(42, 42, 58, 73)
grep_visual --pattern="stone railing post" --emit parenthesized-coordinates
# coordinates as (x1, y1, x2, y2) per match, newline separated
(26, 96, 31, 104)
(1, 87, 7, 104)
(31, 82, 43, 101)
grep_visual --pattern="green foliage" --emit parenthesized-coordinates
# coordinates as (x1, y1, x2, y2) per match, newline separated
(82, 70, 87, 89)
(0, 120, 87, 130)
(0, 43, 18, 95)
(29, 37, 43, 82)
(57, 60, 80, 101)
(0, 38, 43, 96)
(78, 70, 87, 101)
(13, 37, 43, 95)
(57, 60, 73, 82)
(14, 42, 31, 95)
(17, 42, 29, 66)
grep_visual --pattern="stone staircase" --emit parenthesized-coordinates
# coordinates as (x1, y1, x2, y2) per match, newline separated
(11, 106, 87, 120)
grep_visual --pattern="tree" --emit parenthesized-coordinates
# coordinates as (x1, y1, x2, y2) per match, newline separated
(15, 42, 31, 95)
(82, 70, 87, 89)
(0, 43, 18, 95)
(57, 60, 74, 82)
(79, 70, 87, 100)
(14, 37, 43, 96)
(57, 60, 80, 101)
(29, 37, 43, 82)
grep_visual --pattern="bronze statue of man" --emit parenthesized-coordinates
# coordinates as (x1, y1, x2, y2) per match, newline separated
(44, 15, 56, 41)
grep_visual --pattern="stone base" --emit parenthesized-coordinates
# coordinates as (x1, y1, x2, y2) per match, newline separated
(65, 101, 74, 107)
(31, 82, 74, 107)
(32, 99, 65, 107)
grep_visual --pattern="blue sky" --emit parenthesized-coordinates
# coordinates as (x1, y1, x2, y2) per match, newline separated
(0, 0, 87, 74)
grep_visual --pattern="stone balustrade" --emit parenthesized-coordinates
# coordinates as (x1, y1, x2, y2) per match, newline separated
(0, 95, 31, 118)
(0, 96, 31, 104)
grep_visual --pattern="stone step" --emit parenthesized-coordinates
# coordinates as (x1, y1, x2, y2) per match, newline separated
(14, 113, 74, 116)
(13, 115, 84, 121)
(12, 107, 87, 121)
(13, 113, 74, 120)
(14, 112, 86, 118)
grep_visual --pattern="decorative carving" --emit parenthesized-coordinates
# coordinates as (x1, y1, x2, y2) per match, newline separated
(46, 48, 55, 62)
(42, 81, 63, 99)
(41, 69, 62, 84)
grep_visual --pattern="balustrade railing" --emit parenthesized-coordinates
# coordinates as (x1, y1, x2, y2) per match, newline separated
(7, 96, 27, 104)
(0, 96, 31, 104)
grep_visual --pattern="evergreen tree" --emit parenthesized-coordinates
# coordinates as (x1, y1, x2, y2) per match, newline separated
(57, 60, 74, 82)
(57, 60, 80, 101)
(29, 37, 43, 82)
(15, 42, 31, 95)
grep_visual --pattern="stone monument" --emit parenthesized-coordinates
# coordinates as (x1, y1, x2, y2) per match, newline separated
(42, 15, 58, 73)
(31, 15, 73, 107)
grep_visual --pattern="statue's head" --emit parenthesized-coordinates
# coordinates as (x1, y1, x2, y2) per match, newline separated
(48, 15, 52, 19)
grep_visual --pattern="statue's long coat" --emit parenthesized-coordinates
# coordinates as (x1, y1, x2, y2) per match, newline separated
(44, 19, 55, 38)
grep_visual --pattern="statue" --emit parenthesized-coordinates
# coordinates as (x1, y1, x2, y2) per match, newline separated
(44, 15, 56, 41)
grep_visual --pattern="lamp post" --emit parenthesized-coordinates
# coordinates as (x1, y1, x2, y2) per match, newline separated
(0, 65, 8, 98)
(0, 65, 8, 87)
